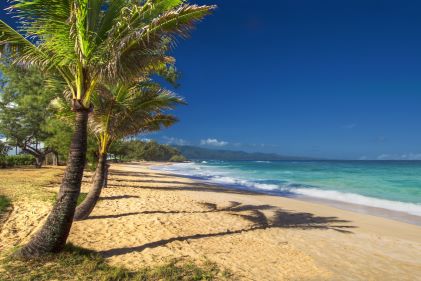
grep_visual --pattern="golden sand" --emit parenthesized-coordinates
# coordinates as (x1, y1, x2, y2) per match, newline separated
(1, 163, 421, 280)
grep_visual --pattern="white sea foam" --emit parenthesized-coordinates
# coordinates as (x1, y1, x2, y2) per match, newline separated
(153, 162, 421, 217)
(293, 188, 421, 216)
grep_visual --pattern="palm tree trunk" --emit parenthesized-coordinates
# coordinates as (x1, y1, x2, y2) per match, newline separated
(103, 163, 110, 188)
(73, 153, 107, 221)
(16, 110, 89, 258)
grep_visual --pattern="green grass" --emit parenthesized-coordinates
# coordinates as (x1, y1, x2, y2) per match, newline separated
(0, 195, 11, 214)
(1, 244, 232, 281)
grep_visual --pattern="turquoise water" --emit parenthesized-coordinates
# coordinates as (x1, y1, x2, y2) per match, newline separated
(155, 161, 421, 217)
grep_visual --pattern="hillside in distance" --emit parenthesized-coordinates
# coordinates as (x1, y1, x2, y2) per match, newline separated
(172, 145, 314, 161)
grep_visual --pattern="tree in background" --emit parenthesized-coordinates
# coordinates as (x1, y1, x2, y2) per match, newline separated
(0, 139, 10, 156)
(0, 0, 215, 258)
(122, 140, 187, 162)
(0, 64, 62, 167)
(74, 81, 184, 220)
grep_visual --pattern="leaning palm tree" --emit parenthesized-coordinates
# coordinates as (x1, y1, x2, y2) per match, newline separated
(74, 81, 184, 220)
(0, 0, 215, 258)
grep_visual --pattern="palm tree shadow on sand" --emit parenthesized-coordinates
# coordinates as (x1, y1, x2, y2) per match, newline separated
(97, 201, 356, 258)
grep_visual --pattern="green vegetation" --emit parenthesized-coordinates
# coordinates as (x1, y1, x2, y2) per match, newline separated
(169, 154, 188, 162)
(0, 167, 61, 203)
(0, 0, 213, 262)
(0, 154, 35, 168)
(0, 63, 64, 167)
(1, 244, 230, 281)
(111, 140, 187, 162)
(0, 195, 10, 214)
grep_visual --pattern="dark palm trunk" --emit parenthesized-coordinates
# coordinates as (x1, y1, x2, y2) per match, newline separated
(73, 153, 107, 221)
(103, 163, 110, 188)
(16, 110, 89, 258)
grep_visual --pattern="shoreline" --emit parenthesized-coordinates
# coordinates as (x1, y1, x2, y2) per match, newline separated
(3, 163, 419, 280)
(151, 162, 421, 226)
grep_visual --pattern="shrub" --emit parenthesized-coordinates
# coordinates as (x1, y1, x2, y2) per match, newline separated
(0, 195, 10, 214)
(0, 154, 35, 168)
(169, 155, 187, 162)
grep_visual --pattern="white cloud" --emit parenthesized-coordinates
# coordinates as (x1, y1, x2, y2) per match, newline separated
(377, 154, 391, 160)
(200, 138, 228, 147)
(402, 153, 421, 160)
(140, 138, 152, 142)
(377, 153, 421, 160)
(343, 123, 357, 129)
(163, 136, 189, 146)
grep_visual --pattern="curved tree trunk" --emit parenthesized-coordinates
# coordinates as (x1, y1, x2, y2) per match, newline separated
(73, 153, 107, 221)
(35, 155, 45, 168)
(16, 110, 89, 258)
(103, 163, 110, 188)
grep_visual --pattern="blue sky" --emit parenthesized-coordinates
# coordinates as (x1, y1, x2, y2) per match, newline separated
(1, 1, 421, 160)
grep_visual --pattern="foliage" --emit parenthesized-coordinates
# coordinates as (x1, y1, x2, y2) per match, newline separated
(1, 244, 231, 281)
(0, 154, 35, 168)
(42, 118, 73, 162)
(0, 139, 10, 155)
(90, 80, 184, 156)
(169, 154, 188, 162)
(0, 63, 63, 166)
(111, 140, 187, 162)
(0, 0, 216, 109)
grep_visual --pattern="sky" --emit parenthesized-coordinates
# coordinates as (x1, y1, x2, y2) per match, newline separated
(1, 0, 421, 160)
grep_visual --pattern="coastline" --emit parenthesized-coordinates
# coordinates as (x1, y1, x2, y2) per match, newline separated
(69, 163, 421, 280)
(151, 163, 421, 242)
(152, 161, 421, 226)
(3, 162, 420, 280)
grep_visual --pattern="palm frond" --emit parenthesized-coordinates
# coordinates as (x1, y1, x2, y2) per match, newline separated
(103, 3, 216, 81)
(89, 79, 184, 142)
(0, 20, 49, 67)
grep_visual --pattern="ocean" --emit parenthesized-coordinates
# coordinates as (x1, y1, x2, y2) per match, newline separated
(153, 160, 421, 224)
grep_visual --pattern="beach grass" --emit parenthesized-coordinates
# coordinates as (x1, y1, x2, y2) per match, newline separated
(0, 167, 62, 203)
(1, 244, 229, 281)
(0, 195, 10, 214)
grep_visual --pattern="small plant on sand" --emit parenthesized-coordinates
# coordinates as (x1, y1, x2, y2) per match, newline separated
(0, 195, 11, 214)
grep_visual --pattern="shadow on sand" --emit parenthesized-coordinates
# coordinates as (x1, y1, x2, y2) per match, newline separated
(99, 195, 140, 201)
(96, 199, 356, 258)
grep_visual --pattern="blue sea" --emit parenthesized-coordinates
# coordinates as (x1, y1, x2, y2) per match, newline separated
(154, 160, 421, 222)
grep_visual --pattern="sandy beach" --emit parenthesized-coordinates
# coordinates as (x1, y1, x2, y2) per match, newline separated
(1, 162, 421, 280)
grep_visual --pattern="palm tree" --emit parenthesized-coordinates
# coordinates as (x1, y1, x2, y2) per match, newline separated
(0, 0, 214, 258)
(74, 81, 184, 220)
